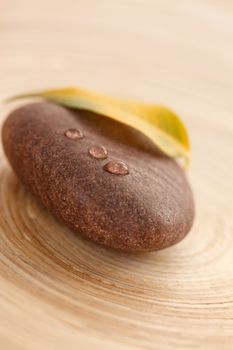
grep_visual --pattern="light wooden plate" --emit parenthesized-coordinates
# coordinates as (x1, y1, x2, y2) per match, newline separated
(0, 1, 233, 349)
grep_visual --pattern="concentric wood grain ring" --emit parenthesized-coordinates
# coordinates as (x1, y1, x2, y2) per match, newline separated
(0, 153, 232, 349)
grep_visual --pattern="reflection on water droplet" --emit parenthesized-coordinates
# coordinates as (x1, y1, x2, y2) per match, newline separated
(64, 128, 83, 140)
(89, 145, 108, 159)
(103, 160, 129, 175)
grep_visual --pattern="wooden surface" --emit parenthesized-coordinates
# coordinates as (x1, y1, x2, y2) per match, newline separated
(0, 0, 233, 349)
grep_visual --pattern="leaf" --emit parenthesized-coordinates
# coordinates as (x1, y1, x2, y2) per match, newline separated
(6, 87, 190, 168)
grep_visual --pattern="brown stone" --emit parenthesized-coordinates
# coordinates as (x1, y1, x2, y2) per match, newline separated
(2, 102, 195, 252)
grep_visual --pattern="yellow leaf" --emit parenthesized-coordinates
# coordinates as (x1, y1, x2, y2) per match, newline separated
(6, 87, 190, 168)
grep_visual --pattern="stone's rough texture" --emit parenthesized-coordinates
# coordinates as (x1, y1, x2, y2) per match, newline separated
(2, 102, 195, 252)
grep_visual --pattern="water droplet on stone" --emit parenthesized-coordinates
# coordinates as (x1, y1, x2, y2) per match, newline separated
(89, 145, 108, 159)
(103, 160, 129, 175)
(64, 128, 83, 140)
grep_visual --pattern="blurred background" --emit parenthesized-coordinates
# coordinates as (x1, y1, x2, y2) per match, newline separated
(1, 0, 232, 104)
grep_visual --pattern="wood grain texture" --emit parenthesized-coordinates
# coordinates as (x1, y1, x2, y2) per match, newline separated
(0, 0, 233, 349)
